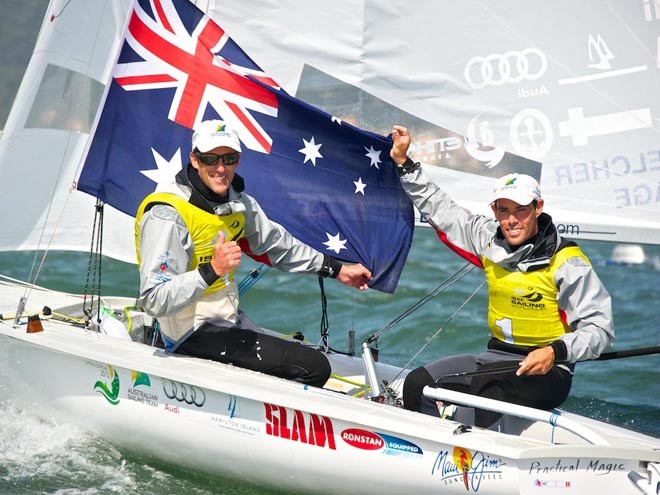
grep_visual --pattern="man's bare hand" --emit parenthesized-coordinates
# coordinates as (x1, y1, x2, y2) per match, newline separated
(390, 125, 412, 164)
(516, 346, 555, 376)
(337, 263, 372, 291)
(210, 232, 242, 277)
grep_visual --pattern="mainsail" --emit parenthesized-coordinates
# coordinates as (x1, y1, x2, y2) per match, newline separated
(202, 0, 660, 244)
(1, 0, 659, 272)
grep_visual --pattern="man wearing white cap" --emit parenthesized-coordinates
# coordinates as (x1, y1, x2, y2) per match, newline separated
(389, 125, 614, 428)
(135, 120, 372, 388)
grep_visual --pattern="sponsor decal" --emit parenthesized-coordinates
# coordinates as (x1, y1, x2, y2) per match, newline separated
(162, 379, 206, 407)
(511, 286, 545, 310)
(559, 106, 652, 147)
(554, 151, 660, 210)
(127, 371, 158, 407)
(535, 479, 571, 488)
(341, 428, 383, 450)
(264, 403, 336, 450)
(509, 109, 553, 161)
(556, 223, 581, 236)
(341, 428, 423, 456)
(212, 415, 261, 436)
(228, 394, 237, 418)
(614, 181, 660, 208)
(464, 115, 505, 169)
(464, 48, 547, 89)
(209, 395, 261, 436)
(517, 86, 549, 99)
(379, 432, 423, 456)
(455, 447, 472, 490)
(557, 34, 647, 86)
(432, 447, 504, 491)
(555, 151, 660, 187)
(94, 364, 120, 405)
(528, 459, 626, 476)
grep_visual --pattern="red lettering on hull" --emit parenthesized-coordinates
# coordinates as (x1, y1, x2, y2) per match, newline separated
(264, 403, 336, 450)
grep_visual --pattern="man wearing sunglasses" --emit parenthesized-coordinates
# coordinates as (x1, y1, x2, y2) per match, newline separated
(135, 120, 372, 388)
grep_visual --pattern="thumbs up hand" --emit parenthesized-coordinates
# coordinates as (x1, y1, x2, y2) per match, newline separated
(210, 231, 242, 277)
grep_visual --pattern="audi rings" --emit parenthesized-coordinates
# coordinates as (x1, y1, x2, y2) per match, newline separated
(163, 379, 206, 407)
(465, 47, 547, 89)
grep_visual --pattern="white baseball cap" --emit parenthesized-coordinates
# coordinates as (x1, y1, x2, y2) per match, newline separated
(192, 120, 242, 152)
(491, 173, 541, 205)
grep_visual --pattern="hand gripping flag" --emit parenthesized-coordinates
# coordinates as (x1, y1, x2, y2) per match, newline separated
(78, 0, 414, 293)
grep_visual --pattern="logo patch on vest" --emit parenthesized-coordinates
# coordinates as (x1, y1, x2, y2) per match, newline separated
(511, 286, 545, 310)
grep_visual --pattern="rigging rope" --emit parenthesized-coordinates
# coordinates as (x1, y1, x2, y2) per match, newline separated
(364, 262, 477, 344)
(82, 199, 105, 325)
(358, 262, 485, 394)
(318, 276, 329, 352)
(237, 264, 271, 296)
(392, 278, 486, 383)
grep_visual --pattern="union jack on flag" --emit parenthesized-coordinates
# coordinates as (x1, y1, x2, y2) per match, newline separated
(78, 0, 414, 293)
(114, 0, 278, 152)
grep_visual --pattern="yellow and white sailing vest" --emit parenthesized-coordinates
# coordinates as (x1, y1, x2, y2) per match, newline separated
(484, 246, 589, 347)
(135, 192, 245, 293)
(135, 192, 246, 341)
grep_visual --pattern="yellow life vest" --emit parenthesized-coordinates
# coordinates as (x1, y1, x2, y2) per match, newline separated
(483, 245, 589, 347)
(135, 192, 245, 294)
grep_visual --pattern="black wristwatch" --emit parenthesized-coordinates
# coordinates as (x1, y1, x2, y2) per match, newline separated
(318, 254, 342, 278)
(396, 157, 421, 176)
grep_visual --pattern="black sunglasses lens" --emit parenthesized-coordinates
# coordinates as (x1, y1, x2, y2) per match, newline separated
(223, 153, 239, 165)
(197, 152, 238, 166)
(198, 153, 219, 165)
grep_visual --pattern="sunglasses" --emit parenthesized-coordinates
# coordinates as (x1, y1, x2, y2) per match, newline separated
(194, 151, 240, 166)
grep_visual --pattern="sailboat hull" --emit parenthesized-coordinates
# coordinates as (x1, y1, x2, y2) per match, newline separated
(1, 287, 658, 495)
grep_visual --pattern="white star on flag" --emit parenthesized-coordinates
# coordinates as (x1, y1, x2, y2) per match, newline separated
(365, 145, 382, 169)
(299, 136, 323, 166)
(140, 148, 183, 190)
(353, 177, 367, 195)
(323, 232, 348, 254)
(331, 116, 343, 125)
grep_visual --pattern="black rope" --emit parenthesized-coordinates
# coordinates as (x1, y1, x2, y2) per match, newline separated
(95, 201, 104, 321)
(82, 200, 105, 325)
(318, 275, 329, 352)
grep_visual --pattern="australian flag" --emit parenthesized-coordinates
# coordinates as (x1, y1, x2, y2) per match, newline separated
(78, 0, 414, 293)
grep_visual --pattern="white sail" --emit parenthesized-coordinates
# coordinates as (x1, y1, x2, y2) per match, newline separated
(211, 0, 660, 244)
(0, 0, 134, 260)
(1, 0, 659, 261)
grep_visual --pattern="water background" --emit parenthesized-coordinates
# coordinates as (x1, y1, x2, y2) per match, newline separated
(0, 229, 659, 494)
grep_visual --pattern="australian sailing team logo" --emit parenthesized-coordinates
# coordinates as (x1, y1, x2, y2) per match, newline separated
(127, 371, 158, 407)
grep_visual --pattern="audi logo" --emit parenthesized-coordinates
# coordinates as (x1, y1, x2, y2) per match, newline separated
(464, 48, 547, 89)
(162, 379, 206, 407)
